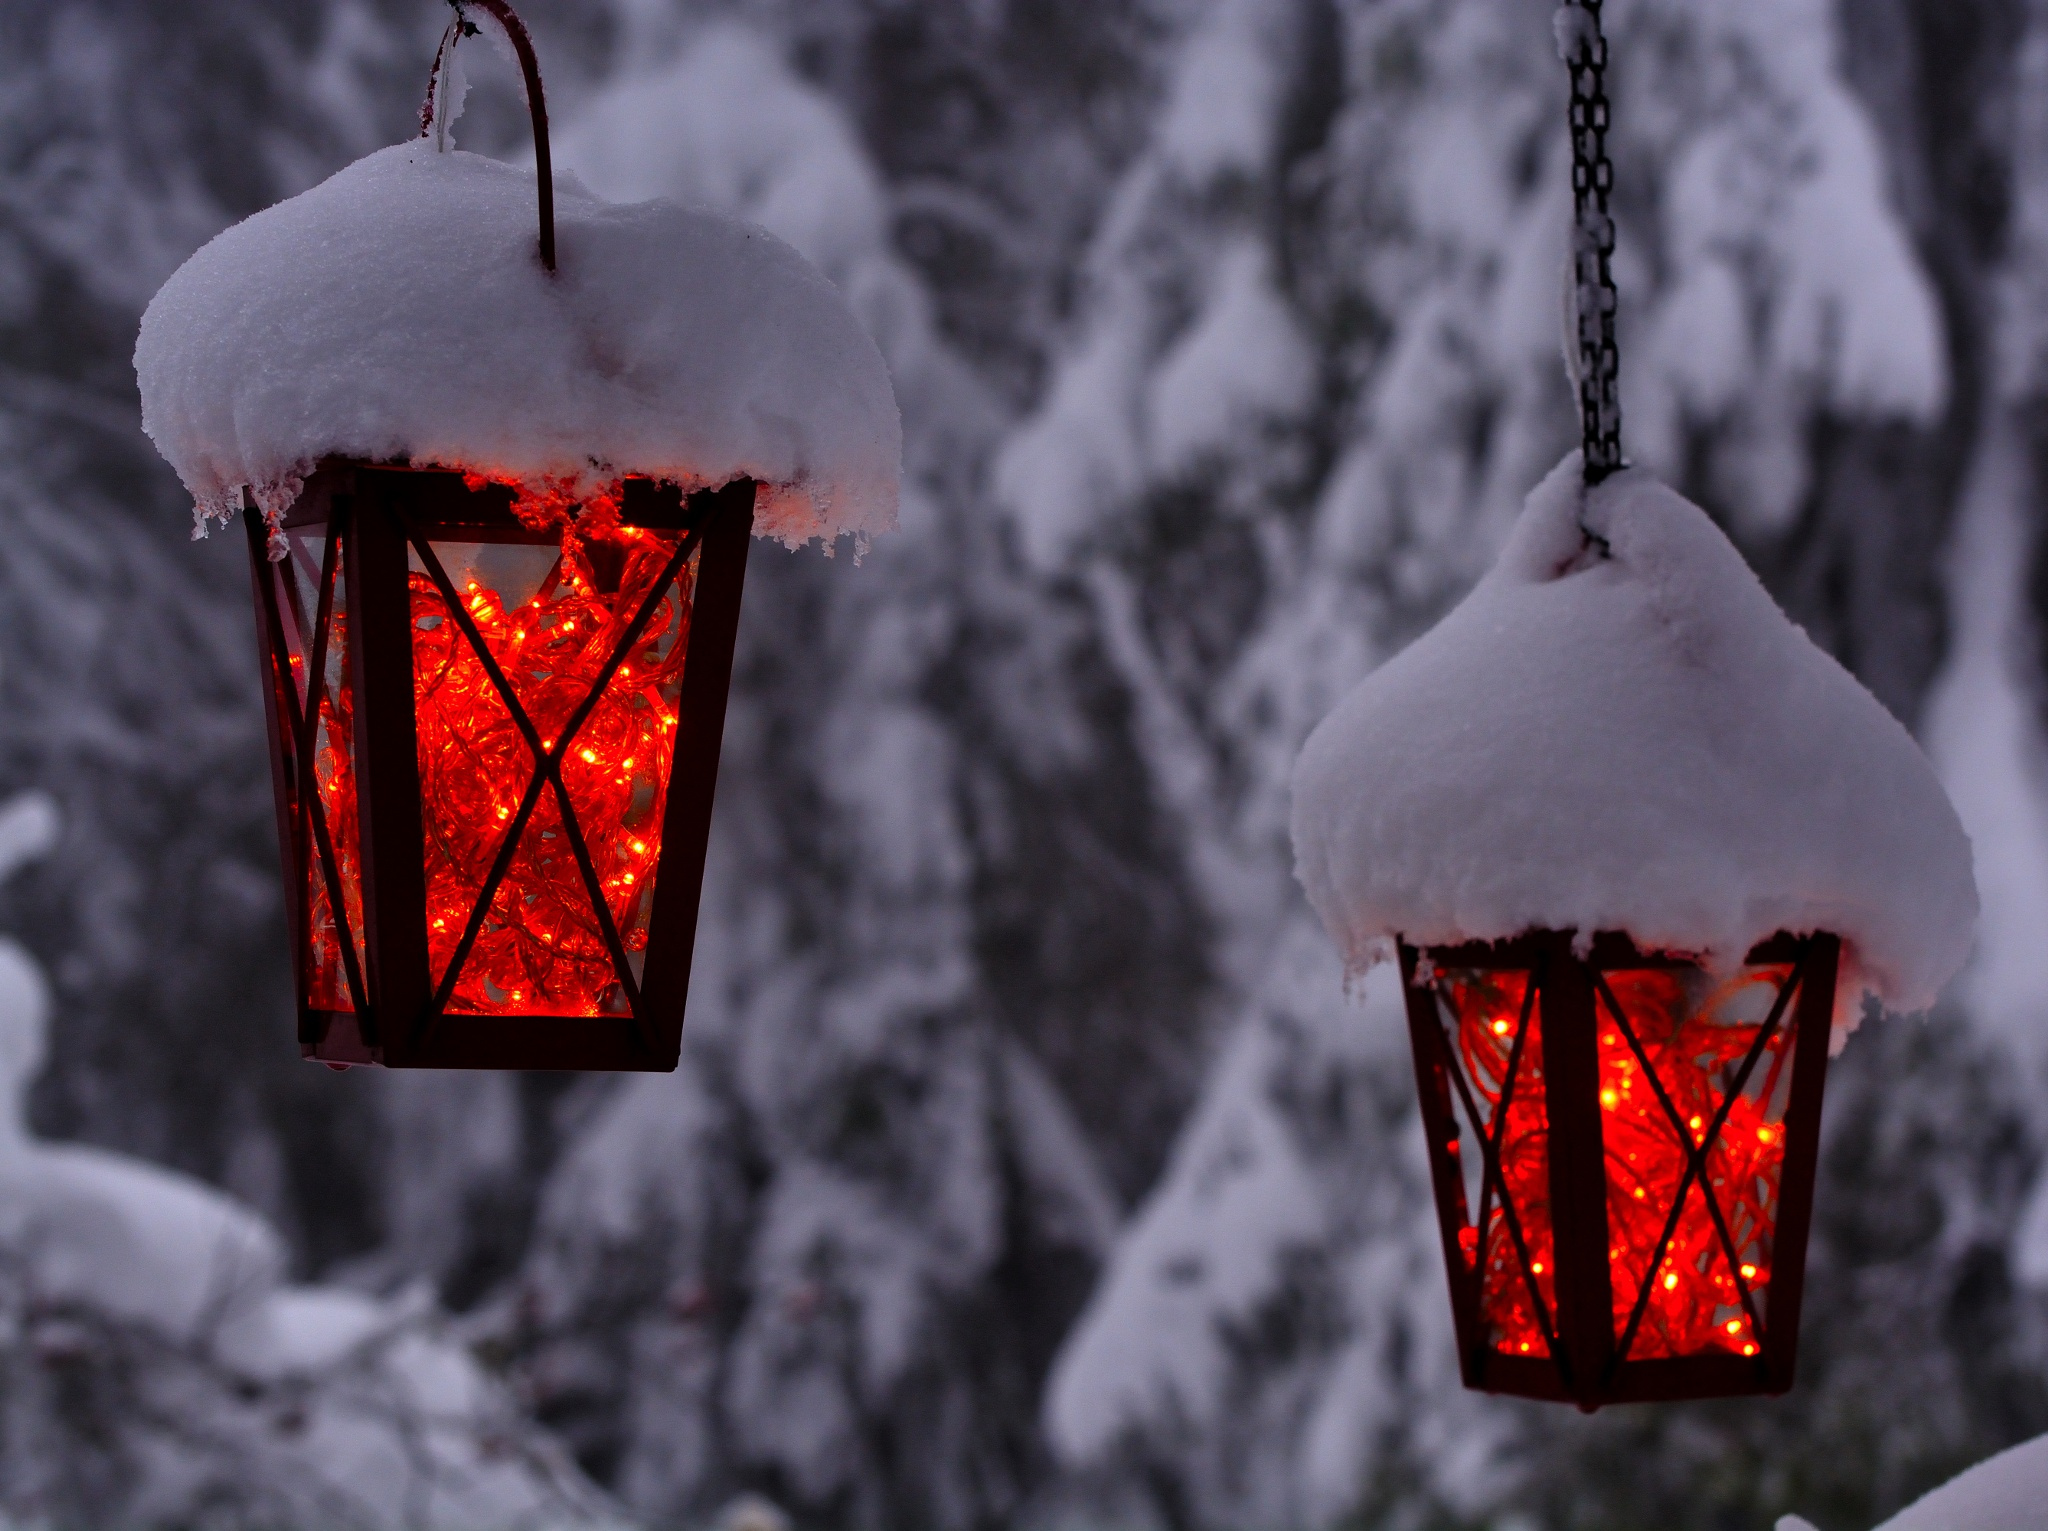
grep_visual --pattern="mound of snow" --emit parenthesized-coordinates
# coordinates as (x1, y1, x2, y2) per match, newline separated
(1291, 454, 1976, 1016)
(136, 140, 900, 550)
(0, 797, 623, 1528)
(1778, 1431, 2048, 1530)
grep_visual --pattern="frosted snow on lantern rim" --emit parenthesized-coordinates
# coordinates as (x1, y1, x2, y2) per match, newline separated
(1291, 456, 1977, 1405)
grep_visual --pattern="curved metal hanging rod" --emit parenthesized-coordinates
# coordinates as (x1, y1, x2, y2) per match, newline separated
(420, 0, 557, 274)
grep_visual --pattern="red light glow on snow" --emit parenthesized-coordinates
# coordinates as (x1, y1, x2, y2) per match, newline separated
(1439, 962, 1797, 1363)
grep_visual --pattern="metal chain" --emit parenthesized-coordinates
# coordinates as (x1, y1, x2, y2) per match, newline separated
(1558, 1, 1623, 483)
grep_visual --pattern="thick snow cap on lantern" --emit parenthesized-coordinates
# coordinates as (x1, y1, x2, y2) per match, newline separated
(135, 142, 900, 548)
(1291, 454, 1976, 1018)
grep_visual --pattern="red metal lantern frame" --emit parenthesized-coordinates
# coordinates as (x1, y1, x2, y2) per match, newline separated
(248, 461, 754, 1070)
(1400, 929, 1839, 1408)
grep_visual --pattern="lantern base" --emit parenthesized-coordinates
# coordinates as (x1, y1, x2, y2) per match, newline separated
(301, 1007, 678, 1071)
(303, 1010, 375, 1067)
(1401, 929, 1838, 1409)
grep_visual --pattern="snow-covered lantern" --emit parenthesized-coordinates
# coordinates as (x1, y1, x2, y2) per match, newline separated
(133, 1, 898, 1070)
(1289, 3, 1975, 1408)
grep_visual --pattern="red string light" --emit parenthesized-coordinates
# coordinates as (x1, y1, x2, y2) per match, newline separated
(1442, 963, 1796, 1362)
(302, 492, 696, 1018)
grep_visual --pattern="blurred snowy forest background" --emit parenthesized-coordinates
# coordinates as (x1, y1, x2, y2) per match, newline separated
(1, 0, 2046, 1526)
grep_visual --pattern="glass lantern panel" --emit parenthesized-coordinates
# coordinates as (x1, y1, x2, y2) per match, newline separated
(1435, 968, 1558, 1360)
(409, 525, 697, 1017)
(279, 525, 365, 1013)
(1598, 962, 1801, 1361)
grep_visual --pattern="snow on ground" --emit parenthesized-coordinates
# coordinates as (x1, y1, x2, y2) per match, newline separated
(136, 128, 900, 552)
(1776, 1431, 2048, 1530)
(1292, 455, 1977, 1021)
(0, 794, 623, 1529)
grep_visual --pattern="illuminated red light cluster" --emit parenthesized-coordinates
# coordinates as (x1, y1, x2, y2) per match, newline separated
(256, 461, 754, 1070)
(302, 516, 693, 1019)
(1440, 965, 1791, 1362)
(411, 522, 691, 1016)
(1402, 931, 1835, 1406)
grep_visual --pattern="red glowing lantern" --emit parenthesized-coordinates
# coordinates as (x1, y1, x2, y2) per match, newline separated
(248, 463, 754, 1069)
(204, 2, 788, 1071)
(140, 0, 899, 1071)
(1290, 2, 1968, 1409)
(1400, 930, 1838, 1406)
(1380, 3, 1849, 1406)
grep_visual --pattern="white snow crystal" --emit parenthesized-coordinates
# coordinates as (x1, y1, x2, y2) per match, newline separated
(994, 310, 1147, 571)
(1290, 454, 1977, 1019)
(135, 139, 900, 550)
(550, 25, 887, 282)
(0, 941, 286, 1362)
(1928, 424, 2048, 1069)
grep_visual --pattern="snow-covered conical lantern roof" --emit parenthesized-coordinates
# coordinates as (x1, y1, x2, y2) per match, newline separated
(1291, 453, 1976, 1018)
(135, 141, 900, 549)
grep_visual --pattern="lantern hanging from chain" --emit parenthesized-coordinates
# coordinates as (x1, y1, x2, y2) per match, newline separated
(1289, 0, 1976, 1408)
(135, 0, 901, 1070)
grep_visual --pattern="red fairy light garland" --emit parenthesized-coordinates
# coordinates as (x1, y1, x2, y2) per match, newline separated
(306, 476, 697, 1018)
(1440, 962, 1795, 1362)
